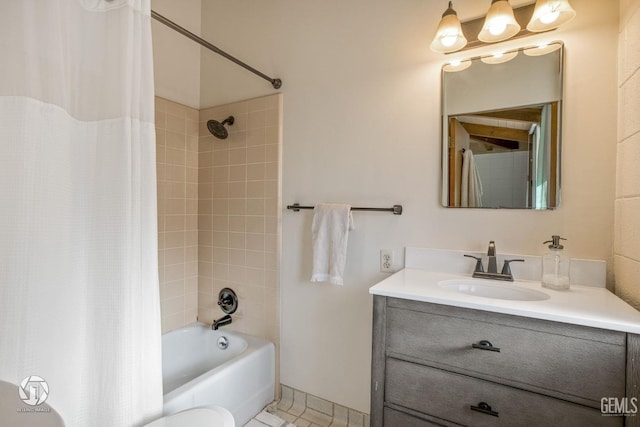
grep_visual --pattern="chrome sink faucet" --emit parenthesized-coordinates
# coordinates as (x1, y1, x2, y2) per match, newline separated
(464, 241, 524, 282)
(487, 241, 497, 274)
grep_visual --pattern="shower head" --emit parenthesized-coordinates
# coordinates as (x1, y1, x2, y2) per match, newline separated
(207, 116, 235, 139)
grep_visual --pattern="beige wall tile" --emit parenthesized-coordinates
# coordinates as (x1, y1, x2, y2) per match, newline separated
(247, 128, 266, 146)
(615, 3, 640, 312)
(619, 70, 640, 140)
(229, 165, 246, 182)
(229, 215, 246, 232)
(195, 95, 281, 384)
(185, 245, 198, 261)
(163, 280, 184, 300)
(212, 215, 229, 231)
(166, 148, 186, 166)
(214, 166, 230, 183)
(229, 199, 247, 215)
(618, 2, 640, 83)
(165, 165, 186, 182)
(228, 181, 247, 198)
(246, 233, 265, 251)
(615, 255, 640, 310)
(212, 231, 229, 248)
(229, 147, 247, 165)
(213, 183, 229, 198)
(166, 131, 185, 149)
(156, 96, 204, 333)
(247, 163, 265, 181)
(187, 167, 198, 183)
(164, 247, 185, 265)
(248, 110, 266, 130)
(617, 197, 640, 258)
(247, 181, 265, 198)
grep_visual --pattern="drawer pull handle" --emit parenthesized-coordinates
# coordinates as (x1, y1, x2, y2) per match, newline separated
(472, 340, 501, 352)
(471, 401, 499, 417)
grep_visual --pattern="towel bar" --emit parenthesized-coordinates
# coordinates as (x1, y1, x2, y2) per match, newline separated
(287, 203, 403, 215)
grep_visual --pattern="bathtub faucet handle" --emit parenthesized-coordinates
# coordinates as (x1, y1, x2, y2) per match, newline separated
(218, 288, 238, 315)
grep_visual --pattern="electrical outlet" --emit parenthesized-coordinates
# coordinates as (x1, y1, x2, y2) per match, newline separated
(380, 249, 394, 273)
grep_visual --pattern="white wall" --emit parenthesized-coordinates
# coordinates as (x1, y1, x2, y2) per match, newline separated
(151, 0, 202, 109)
(198, 0, 619, 413)
(199, 1, 280, 108)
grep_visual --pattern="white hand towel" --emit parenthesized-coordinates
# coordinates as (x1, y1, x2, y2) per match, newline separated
(310, 203, 355, 285)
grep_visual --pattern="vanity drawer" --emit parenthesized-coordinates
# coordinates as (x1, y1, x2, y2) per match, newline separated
(385, 358, 622, 427)
(384, 407, 458, 427)
(385, 302, 626, 406)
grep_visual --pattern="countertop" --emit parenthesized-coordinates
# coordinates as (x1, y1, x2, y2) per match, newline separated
(369, 268, 640, 334)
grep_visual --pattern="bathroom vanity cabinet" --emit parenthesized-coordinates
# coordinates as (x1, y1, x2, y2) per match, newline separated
(371, 296, 640, 427)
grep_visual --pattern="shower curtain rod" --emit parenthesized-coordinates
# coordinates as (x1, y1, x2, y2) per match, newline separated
(151, 10, 282, 89)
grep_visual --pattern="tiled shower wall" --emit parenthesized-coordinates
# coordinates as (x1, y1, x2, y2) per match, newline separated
(615, 0, 640, 310)
(155, 97, 200, 333)
(154, 93, 282, 377)
(197, 94, 282, 355)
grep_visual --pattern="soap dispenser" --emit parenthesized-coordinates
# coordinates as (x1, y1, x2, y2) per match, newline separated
(541, 235, 570, 290)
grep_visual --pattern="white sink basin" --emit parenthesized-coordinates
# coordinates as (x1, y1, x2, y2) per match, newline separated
(438, 279, 550, 301)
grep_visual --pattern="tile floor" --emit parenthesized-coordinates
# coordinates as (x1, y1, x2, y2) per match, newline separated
(245, 384, 370, 427)
(245, 410, 295, 427)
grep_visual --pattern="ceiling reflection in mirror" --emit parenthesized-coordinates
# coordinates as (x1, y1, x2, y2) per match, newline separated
(441, 42, 563, 209)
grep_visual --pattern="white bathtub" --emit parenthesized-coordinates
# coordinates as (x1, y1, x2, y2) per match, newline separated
(162, 322, 275, 427)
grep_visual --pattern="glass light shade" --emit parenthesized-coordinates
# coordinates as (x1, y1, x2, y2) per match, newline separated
(430, 4, 468, 53)
(527, 0, 576, 32)
(480, 50, 518, 64)
(477, 0, 521, 43)
(523, 42, 562, 56)
(443, 59, 472, 72)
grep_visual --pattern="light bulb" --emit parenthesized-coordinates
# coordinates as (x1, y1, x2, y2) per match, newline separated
(489, 19, 508, 36)
(540, 10, 560, 24)
(493, 52, 504, 58)
(441, 34, 457, 47)
(450, 60, 461, 66)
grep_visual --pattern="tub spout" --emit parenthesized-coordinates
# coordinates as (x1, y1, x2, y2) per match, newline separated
(212, 314, 232, 330)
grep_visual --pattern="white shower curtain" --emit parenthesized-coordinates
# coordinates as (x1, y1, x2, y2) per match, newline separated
(0, 1, 162, 426)
(460, 149, 483, 208)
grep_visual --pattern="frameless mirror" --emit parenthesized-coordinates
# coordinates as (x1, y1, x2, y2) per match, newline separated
(441, 42, 563, 209)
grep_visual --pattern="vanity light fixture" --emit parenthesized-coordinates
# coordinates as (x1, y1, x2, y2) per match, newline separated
(527, 0, 576, 32)
(430, 1, 468, 53)
(430, 0, 576, 54)
(477, 0, 521, 43)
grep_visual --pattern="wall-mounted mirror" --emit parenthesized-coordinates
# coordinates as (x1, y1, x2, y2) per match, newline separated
(441, 42, 563, 209)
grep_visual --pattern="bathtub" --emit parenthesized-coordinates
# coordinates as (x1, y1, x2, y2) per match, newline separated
(162, 322, 275, 427)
